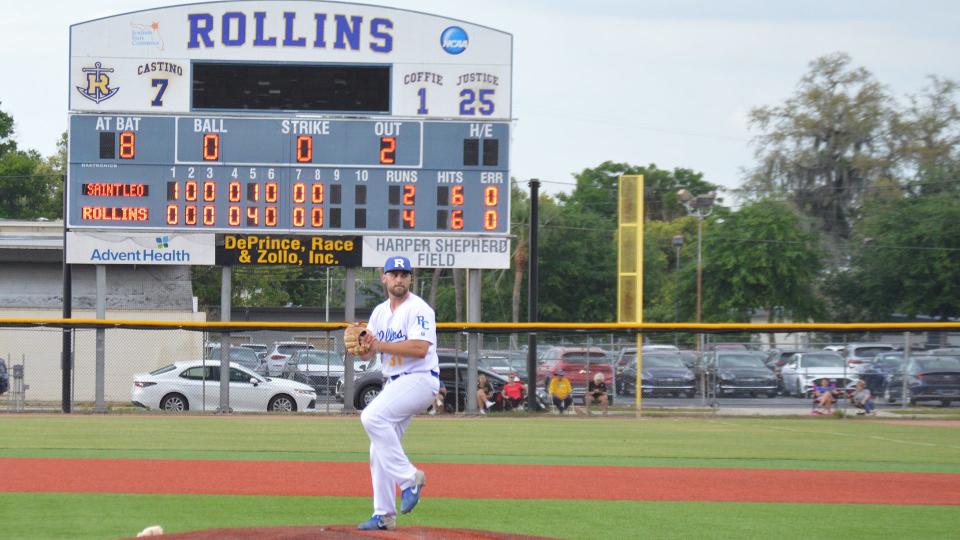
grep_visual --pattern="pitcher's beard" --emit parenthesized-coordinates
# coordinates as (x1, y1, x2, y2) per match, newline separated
(390, 284, 408, 298)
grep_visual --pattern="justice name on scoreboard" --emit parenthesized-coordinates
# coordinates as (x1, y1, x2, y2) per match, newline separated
(67, 1, 512, 236)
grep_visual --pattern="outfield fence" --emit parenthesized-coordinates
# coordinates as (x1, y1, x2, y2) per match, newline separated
(0, 318, 958, 414)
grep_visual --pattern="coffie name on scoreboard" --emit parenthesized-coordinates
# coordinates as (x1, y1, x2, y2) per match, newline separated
(217, 234, 361, 267)
(363, 236, 509, 269)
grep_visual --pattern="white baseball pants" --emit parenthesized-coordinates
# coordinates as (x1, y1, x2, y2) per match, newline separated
(360, 371, 438, 516)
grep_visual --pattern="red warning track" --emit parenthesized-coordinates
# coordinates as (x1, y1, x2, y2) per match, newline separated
(2, 458, 958, 506)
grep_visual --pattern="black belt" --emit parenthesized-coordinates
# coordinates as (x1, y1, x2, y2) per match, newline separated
(388, 369, 440, 381)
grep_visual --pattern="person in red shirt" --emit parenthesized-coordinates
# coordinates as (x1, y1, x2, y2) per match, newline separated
(503, 374, 526, 410)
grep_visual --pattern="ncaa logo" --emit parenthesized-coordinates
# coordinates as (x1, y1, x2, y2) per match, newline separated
(440, 26, 468, 55)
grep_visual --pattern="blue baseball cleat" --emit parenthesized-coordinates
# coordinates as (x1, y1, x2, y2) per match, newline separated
(400, 469, 426, 514)
(357, 514, 396, 531)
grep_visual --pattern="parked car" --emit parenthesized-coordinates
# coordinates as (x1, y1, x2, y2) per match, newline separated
(204, 345, 266, 374)
(884, 355, 960, 406)
(480, 353, 516, 377)
(642, 344, 680, 354)
(131, 360, 317, 412)
(765, 349, 802, 393)
(856, 351, 905, 395)
(614, 348, 637, 394)
(0, 357, 8, 395)
(284, 349, 365, 395)
(842, 343, 896, 367)
(265, 341, 316, 376)
(239, 343, 269, 360)
(779, 351, 856, 398)
(706, 351, 778, 397)
(926, 348, 960, 359)
(629, 353, 697, 397)
(537, 346, 613, 401)
(335, 352, 548, 412)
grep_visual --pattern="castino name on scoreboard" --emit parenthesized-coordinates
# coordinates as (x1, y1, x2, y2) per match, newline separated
(67, 1, 512, 237)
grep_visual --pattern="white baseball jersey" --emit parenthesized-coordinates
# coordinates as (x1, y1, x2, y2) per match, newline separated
(367, 292, 438, 377)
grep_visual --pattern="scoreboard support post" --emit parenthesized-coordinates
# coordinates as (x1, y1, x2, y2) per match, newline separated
(466, 268, 482, 414)
(219, 266, 232, 413)
(343, 267, 357, 413)
(95, 265, 106, 413)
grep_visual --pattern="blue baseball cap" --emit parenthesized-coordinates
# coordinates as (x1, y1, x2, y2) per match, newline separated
(383, 256, 413, 273)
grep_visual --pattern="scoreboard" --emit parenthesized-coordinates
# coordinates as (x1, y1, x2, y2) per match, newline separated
(68, 1, 512, 237)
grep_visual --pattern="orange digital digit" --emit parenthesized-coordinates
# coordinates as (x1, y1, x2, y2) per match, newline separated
(203, 181, 216, 202)
(402, 208, 415, 228)
(185, 205, 197, 225)
(185, 181, 198, 201)
(166, 204, 178, 225)
(402, 184, 415, 205)
(202, 133, 219, 161)
(484, 210, 498, 230)
(228, 206, 241, 226)
(484, 186, 499, 206)
(379, 136, 396, 164)
(451, 185, 464, 205)
(246, 206, 259, 226)
(311, 183, 324, 203)
(265, 182, 278, 203)
(293, 182, 305, 203)
(311, 208, 324, 227)
(203, 205, 215, 225)
(293, 207, 305, 227)
(228, 181, 240, 202)
(119, 131, 136, 159)
(451, 209, 464, 230)
(296, 135, 313, 163)
(265, 206, 277, 227)
(247, 183, 260, 202)
(167, 181, 179, 201)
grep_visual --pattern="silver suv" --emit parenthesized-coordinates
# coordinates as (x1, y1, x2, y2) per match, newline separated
(843, 343, 896, 368)
(265, 342, 315, 376)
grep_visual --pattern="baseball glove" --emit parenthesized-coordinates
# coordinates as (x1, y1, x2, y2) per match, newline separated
(344, 323, 371, 356)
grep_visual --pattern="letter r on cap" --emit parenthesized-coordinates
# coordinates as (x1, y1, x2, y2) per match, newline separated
(394, 258, 405, 268)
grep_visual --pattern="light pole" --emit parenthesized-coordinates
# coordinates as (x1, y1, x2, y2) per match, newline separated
(672, 235, 684, 346)
(677, 190, 717, 325)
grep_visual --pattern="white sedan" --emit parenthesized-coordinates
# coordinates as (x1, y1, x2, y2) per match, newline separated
(132, 360, 317, 413)
(780, 352, 858, 398)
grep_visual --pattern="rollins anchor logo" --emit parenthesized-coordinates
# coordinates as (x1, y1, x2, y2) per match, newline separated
(440, 26, 468, 55)
(76, 62, 120, 104)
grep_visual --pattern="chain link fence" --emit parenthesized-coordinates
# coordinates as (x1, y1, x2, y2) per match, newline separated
(1, 318, 958, 414)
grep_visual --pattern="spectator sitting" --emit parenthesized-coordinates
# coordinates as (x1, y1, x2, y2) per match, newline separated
(503, 374, 526, 410)
(477, 373, 496, 415)
(812, 378, 838, 415)
(548, 369, 574, 415)
(851, 380, 875, 416)
(429, 380, 447, 415)
(585, 372, 609, 415)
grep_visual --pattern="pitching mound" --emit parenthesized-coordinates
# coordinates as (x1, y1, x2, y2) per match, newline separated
(126, 525, 556, 539)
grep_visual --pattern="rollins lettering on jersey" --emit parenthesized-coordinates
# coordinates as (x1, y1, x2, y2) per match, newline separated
(378, 329, 407, 342)
(187, 11, 393, 52)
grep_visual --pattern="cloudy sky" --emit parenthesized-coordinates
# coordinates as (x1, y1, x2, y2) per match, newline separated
(1, 0, 958, 196)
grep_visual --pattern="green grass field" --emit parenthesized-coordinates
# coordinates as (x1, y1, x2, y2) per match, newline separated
(1, 415, 958, 539)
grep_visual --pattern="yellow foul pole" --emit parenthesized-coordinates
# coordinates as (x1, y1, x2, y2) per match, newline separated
(616, 175, 643, 413)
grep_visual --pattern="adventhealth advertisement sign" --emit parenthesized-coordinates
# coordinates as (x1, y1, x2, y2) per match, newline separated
(66, 232, 215, 265)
